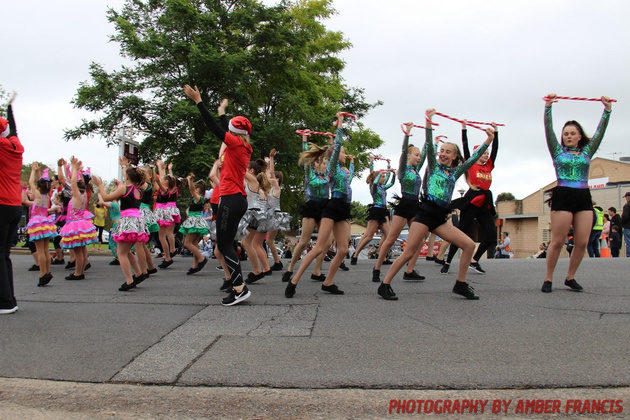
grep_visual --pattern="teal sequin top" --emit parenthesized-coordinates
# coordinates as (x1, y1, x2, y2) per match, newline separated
(327, 127, 352, 203)
(303, 140, 330, 201)
(423, 129, 489, 208)
(545, 106, 611, 189)
(370, 161, 395, 208)
(397, 134, 427, 199)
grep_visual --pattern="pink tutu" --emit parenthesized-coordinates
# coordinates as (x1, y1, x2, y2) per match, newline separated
(59, 219, 98, 249)
(27, 215, 58, 241)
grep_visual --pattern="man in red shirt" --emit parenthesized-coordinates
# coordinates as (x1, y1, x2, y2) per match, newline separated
(0, 93, 22, 315)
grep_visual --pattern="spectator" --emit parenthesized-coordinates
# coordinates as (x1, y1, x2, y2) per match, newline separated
(565, 228, 575, 257)
(530, 242, 547, 259)
(602, 213, 611, 247)
(495, 231, 511, 259)
(588, 203, 604, 258)
(622, 192, 630, 257)
(609, 225, 621, 258)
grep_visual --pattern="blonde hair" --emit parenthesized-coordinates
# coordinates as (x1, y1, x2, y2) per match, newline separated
(257, 173, 271, 194)
(298, 143, 330, 167)
(366, 171, 378, 184)
(442, 142, 463, 167)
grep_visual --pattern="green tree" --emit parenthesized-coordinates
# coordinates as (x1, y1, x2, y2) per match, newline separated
(495, 192, 515, 204)
(350, 200, 368, 226)
(66, 0, 383, 229)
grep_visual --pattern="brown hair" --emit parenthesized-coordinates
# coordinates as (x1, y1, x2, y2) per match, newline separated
(299, 143, 330, 167)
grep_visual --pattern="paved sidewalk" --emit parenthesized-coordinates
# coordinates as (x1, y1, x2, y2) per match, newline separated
(1, 254, 628, 417)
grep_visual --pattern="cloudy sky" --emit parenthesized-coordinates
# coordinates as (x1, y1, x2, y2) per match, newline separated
(4, 0, 629, 204)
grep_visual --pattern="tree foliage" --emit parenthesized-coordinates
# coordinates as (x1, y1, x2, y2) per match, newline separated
(66, 0, 383, 228)
(495, 192, 516, 203)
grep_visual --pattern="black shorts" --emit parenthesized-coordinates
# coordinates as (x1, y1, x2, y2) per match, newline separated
(367, 205, 389, 224)
(392, 197, 420, 220)
(549, 186, 592, 213)
(300, 199, 328, 222)
(413, 201, 451, 231)
(321, 198, 351, 222)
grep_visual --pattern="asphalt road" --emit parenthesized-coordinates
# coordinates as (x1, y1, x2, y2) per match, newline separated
(1, 253, 628, 418)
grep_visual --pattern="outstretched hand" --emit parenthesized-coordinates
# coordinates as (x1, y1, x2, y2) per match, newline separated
(484, 127, 495, 145)
(601, 96, 612, 111)
(544, 93, 557, 106)
(184, 85, 202, 104)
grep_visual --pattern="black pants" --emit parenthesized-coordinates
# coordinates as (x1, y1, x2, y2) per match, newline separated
(216, 194, 247, 286)
(446, 205, 497, 264)
(0, 205, 21, 309)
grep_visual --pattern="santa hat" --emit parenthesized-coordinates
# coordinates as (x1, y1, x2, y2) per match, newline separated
(473, 145, 481, 150)
(228, 116, 252, 135)
(0, 118, 9, 138)
(40, 168, 51, 181)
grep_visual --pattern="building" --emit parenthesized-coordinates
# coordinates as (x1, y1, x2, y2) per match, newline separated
(496, 158, 630, 258)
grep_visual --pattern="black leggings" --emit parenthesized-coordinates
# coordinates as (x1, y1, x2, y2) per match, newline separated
(216, 194, 247, 286)
(446, 205, 497, 263)
(0, 205, 21, 310)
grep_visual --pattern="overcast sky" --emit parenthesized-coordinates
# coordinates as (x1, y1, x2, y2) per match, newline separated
(4, 0, 629, 204)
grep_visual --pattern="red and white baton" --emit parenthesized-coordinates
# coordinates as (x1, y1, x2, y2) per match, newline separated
(543, 96, 617, 103)
(433, 112, 486, 131)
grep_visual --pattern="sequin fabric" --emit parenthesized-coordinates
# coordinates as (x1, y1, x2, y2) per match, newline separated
(423, 129, 489, 208)
(397, 135, 427, 198)
(545, 106, 611, 189)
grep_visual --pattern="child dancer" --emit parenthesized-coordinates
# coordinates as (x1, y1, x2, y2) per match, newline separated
(442, 121, 499, 274)
(99, 191, 121, 265)
(185, 85, 253, 306)
(58, 157, 98, 280)
(541, 94, 612, 293)
(286, 113, 351, 298)
(136, 164, 159, 273)
(265, 148, 291, 271)
(378, 111, 494, 300)
(180, 174, 209, 274)
(372, 125, 427, 283)
(93, 168, 150, 291)
(26, 163, 57, 286)
(281, 130, 331, 283)
(350, 156, 395, 264)
(154, 160, 181, 268)
(241, 159, 271, 283)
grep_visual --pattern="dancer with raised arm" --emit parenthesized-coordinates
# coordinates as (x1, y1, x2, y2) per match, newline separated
(0, 93, 23, 315)
(285, 113, 352, 298)
(378, 110, 494, 301)
(351, 156, 395, 264)
(372, 124, 427, 283)
(442, 120, 499, 274)
(184, 84, 253, 306)
(541, 94, 612, 293)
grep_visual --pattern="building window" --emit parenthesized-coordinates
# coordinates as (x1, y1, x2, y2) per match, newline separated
(543, 229, 551, 243)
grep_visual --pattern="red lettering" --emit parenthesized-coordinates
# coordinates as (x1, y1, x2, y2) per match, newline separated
(388, 399, 398, 414)
(424, 399, 434, 413)
(550, 399, 560, 413)
(434, 399, 443, 414)
(443, 399, 452, 414)
(405, 399, 416, 413)
(515, 399, 524, 413)
(614, 399, 623, 414)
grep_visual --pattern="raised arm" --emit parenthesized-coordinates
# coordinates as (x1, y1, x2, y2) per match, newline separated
(69, 157, 82, 202)
(544, 94, 562, 158)
(489, 124, 499, 164)
(461, 120, 470, 160)
(424, 110, 437, 169)
(93, 176, 126, 202)
(217, 98, 229, 131)
(583, 97, 613, 158)
(326, 114, 345, 176)
(187, 174, 201, 202)
(156, 160, 169, 191)
(28, 162, 41, 200)
(455, 128, 494, 178)
(398, 123, 413, 181)
(57, 158, 67, 186)
(210, 159, 221, 187)
(383, 169, 396, 189)
(184, 85, 227, 141)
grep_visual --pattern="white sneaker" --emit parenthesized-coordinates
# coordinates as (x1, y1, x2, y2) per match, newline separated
(0, 306, 18, 315)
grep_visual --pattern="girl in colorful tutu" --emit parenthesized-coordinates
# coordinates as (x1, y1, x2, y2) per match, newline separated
(154, 160, 181, 268)
(59, 157, 98, 280)
(130, 161, 158, 277)
(93, 166, 150, 291)
(180, 174, 209, 275)
(25, 163, 57, 286)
